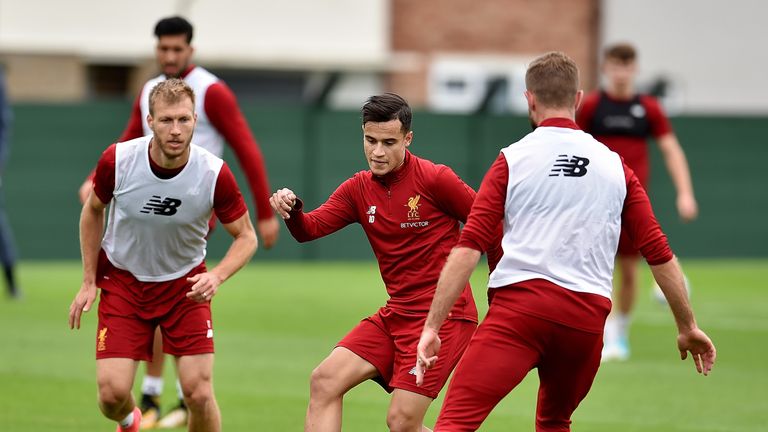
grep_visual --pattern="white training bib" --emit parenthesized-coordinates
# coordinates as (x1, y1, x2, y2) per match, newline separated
(101, 136, 223, 282)
(489, 125, 627, 298)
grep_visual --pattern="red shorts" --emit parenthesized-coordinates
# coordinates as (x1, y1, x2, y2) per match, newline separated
(95, 252, 214, 361)
(435, 303, 603, 431)
(338, 307, 476, 399)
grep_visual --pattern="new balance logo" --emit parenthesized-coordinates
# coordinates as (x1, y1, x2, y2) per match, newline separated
(549, 155, 590, 177)
(140, 195, 182, 216)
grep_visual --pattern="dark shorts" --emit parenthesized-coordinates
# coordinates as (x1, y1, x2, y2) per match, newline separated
(95, 253, 213, 361)
(337, 306, 476, 399)
(435, 304, 603, 431)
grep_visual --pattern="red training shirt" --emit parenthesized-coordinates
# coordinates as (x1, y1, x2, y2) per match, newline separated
(577, 91, 673, 187)
(285, 151, 501, 321)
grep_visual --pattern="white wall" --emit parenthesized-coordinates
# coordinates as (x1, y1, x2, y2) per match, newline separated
(0, 0, 389, 69)
(602, 0, 768, 114)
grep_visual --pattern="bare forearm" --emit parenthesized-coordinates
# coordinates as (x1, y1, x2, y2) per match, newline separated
(659, 135, 695, 197)
(79, 206, 104, 283)
(210, 230, 257, 282)
(425, 247, 481, 331)
(650, 257, 696, 332)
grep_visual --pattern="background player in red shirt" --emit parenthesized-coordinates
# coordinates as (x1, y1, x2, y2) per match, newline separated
(78, 17, 279, 427)
(577, 43, 698, 361)
(69, 79, 257, 432)
(270, 93, 499, 432)
(416, 51, 715, 432)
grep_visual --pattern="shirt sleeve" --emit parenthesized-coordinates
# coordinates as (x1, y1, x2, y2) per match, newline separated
(433, 164, 503, 271)
(205, 82, 273, 221)
(457, 154, 508, 255)
(431, 165, 476, 223)
(641, 95, 674, 138)
(576, 92, 599, 132)
(621, 162, 674, 264)
(93, 144, 117, 203)
(117, 94, 145, 142)
(213, 163, 248, 224)
(284, 177, 358, 242)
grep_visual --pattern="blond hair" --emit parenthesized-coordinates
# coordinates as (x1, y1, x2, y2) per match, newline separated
(148, 78, 195, 116)
(525, 52, 580, 109)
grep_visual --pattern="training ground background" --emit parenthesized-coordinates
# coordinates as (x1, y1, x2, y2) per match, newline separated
(1, 259, 766, 431)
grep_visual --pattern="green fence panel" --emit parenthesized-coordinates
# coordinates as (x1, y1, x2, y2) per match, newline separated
(4, 101, 766, 259)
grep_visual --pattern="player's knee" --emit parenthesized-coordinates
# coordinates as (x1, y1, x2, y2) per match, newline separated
(182, 380, 215, 413)
(179, 369, 215, 412)
(309, 364, 341, 400)
(386, 405, 422, 432)
(97, 381, 131, 414)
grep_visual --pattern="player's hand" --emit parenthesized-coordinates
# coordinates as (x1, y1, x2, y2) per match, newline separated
(78, 179, 92, 205)
(270, 188, 297, 220)
(186, 272, 223, 303)
(69, 281, 98, 330)
(678, 327, 716, 375)
(415, 327, 441, 387)
(677, 193, 698, 223)
(257, 216, 280, 249)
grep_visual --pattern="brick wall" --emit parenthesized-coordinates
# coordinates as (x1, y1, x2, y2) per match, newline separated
(390, 0, 600, 107)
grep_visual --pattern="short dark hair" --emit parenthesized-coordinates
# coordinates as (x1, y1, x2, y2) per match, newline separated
(362, 93, 412, 133)
(154, 16, 194, 44)
(604, 43, 637, 63)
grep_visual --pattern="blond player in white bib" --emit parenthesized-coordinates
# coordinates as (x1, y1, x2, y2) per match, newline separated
(69, 79, 257, 432)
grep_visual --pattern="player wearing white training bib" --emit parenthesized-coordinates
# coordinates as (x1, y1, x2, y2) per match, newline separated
(490, 126, 627, 299)
(69, 79, 257, 432)
(101, 136, 222, 282)
(416, 52, 715, 432)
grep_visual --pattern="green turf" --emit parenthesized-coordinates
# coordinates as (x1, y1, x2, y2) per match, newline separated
(1, 259, 766, 431)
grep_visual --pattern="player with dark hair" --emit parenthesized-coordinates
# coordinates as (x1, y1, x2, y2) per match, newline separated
(416, 51, 715, 431)
(577, 42, 698, 361)
(154, 16, 194, 44)
(271, 93, 500, 432)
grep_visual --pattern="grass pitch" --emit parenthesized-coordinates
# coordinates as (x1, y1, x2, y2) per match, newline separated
(1, 259, 766, 431)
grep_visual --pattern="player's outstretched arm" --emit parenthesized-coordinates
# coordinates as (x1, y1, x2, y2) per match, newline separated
(650, 257, 716, 375)
(188, 211, 257, 303)
(70, 190, 107, 329)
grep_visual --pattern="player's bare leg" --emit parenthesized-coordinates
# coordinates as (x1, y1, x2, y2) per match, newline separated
(603, 255, 640, 361)
(305, 347, 379, 432)
(617, 255, 640, 316)
(176, 354, 220, 432)
(139, 327, 165, 427)
(146, 327, 166, 376)
(96, 358, 140, 421)
(387, 389, 433, 432)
